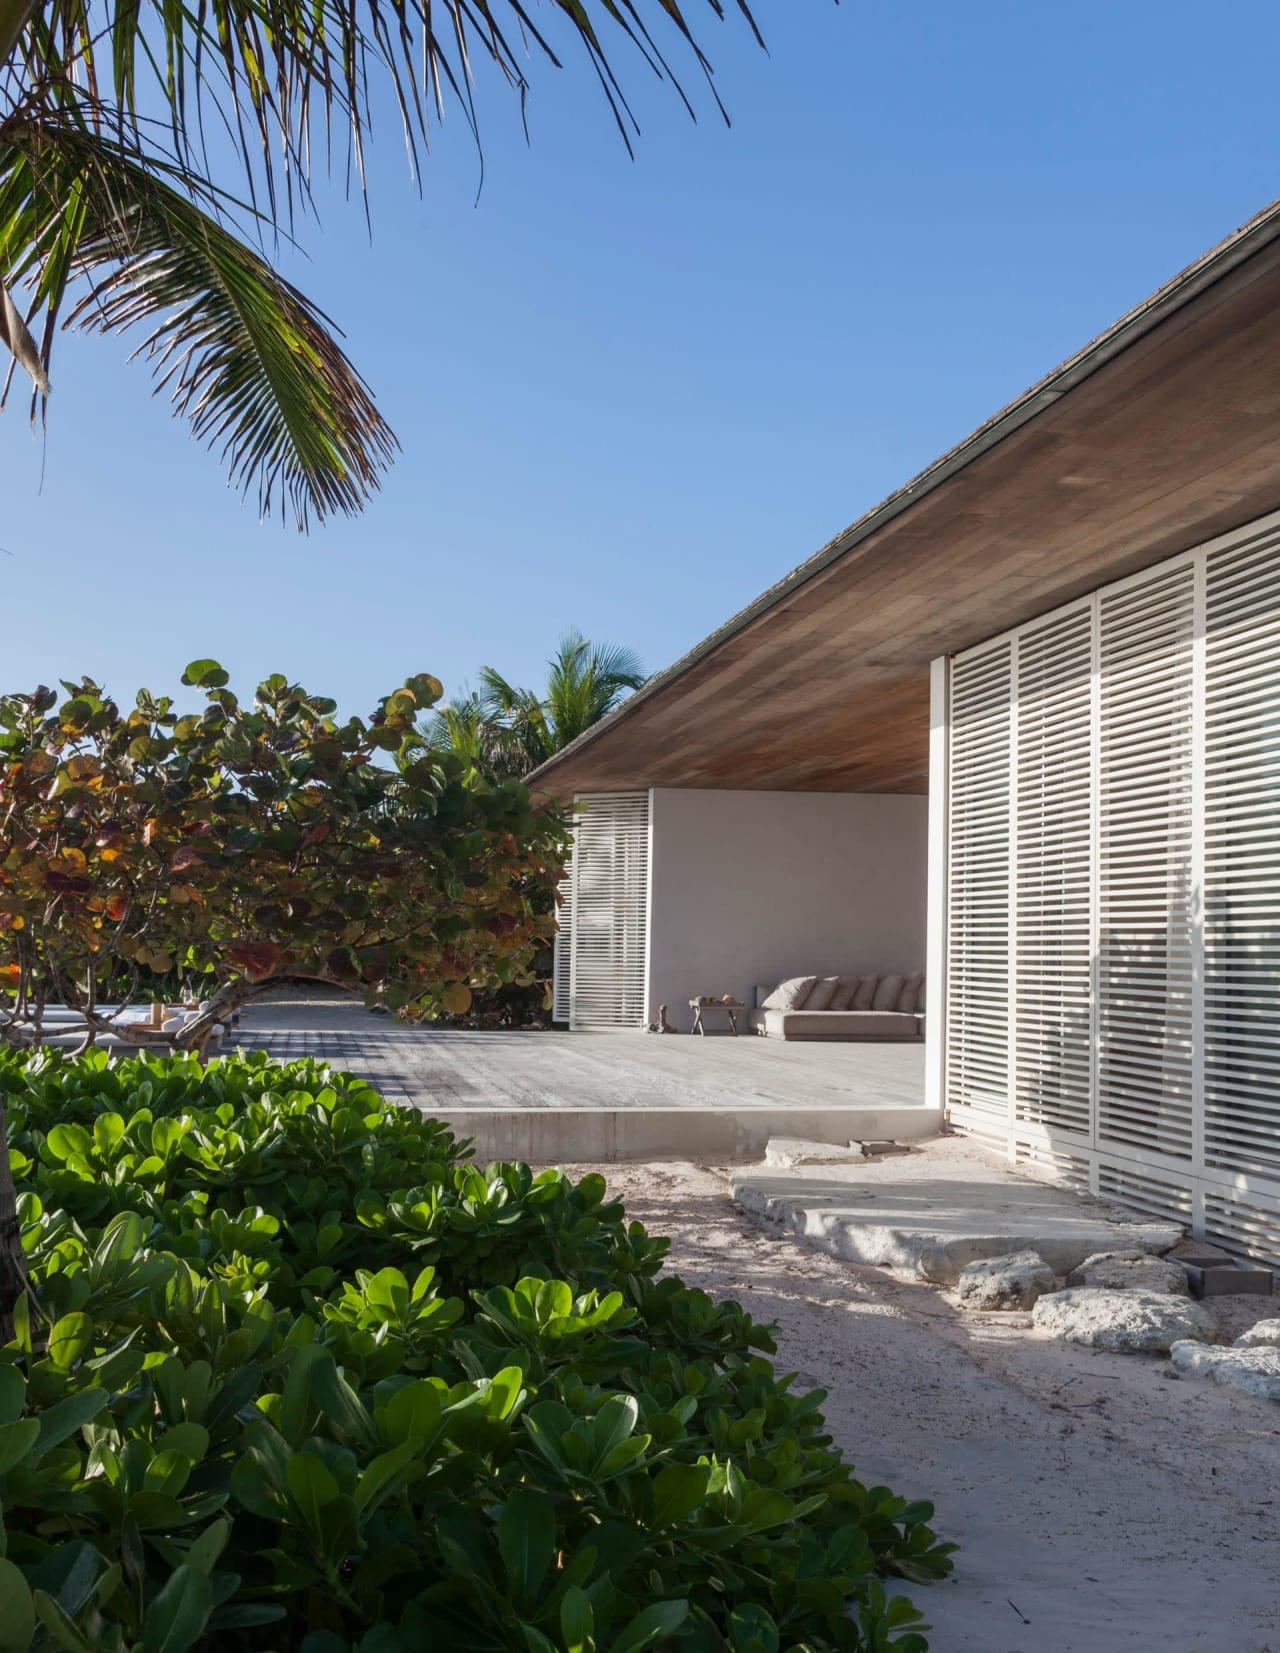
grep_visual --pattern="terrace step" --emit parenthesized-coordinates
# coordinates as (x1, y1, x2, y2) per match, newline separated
(435, 1104, 942, 1165)
(731, 1137, 1183, 1283)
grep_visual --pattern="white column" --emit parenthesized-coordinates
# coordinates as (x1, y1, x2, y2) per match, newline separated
(567, 795, 582, 1031)
(925, 656, 950, 1115)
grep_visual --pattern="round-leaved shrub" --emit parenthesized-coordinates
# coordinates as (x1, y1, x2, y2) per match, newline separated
(0, 1048, 954, 1652)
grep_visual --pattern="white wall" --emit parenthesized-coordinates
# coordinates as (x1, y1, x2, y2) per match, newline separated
(646, 789, 928, 1033)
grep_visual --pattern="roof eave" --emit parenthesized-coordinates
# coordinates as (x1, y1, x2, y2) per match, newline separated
(529, 196, 1280, 794)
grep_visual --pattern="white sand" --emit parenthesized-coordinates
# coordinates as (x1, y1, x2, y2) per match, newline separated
(581, 1159, 1280, 1653)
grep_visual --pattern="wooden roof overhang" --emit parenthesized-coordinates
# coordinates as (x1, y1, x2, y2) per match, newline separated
(530, 200, 1280, 803)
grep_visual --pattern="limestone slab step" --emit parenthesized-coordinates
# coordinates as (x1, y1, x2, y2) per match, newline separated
(731, 1137, 1183, 1282)
(764, 1137, 868, 1169)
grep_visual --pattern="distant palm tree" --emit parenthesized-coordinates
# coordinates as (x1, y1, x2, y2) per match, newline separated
(0, 3, 762, 528)
(423, 632, 645, 780)
(420, 690, 531, 783)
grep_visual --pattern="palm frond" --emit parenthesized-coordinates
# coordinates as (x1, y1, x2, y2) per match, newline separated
(9, 1, 763, 225)
(0, 0, 768, 524)
(419, 687, 538, 780)
(545, 627, 645, 745)
(0, 116, 396, 525)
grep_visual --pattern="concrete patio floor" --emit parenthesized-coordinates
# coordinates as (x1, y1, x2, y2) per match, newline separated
(234, 989, 937, 1160)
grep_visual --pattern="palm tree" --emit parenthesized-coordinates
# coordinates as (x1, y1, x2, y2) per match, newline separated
(418, 689, 531, 783)
(422, 631, 645, 780)
(0, 2, 763, 528)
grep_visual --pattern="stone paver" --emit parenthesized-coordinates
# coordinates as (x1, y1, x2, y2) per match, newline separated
(1066, 1250, 1190, 1295)
(956, 1248, 1056, 1310)
(1171, 1340, 1280, 1399)
(732, 1138, 1183, 1283)
(1033, 1288, 1215, 1353)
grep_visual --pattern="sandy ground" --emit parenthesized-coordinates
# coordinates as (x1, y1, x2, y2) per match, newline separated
(575, 1159, 1280, 1653)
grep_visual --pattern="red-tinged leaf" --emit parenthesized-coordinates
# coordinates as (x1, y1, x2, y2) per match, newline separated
(45, 871, 93, 895)
(224, 942, 281, 981)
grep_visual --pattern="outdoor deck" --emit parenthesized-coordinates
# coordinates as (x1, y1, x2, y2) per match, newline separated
(234, 990, 935, 1160)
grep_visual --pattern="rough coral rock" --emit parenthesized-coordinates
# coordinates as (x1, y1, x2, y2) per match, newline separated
(763, 1137, 867, 1169)
(1233, 1318, 1280, 1349)
(1032, 1288, 1214, 1353)
(1170, 1340, 1280, 1399)
(956, 1249, 1056, 1310)
(1065, 1250, 1190, 1296)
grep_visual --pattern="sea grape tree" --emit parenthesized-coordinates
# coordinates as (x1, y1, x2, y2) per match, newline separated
(0, 661, 570, 1050)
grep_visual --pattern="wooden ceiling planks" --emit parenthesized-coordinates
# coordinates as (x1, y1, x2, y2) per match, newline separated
(534, 229, 1280, 801)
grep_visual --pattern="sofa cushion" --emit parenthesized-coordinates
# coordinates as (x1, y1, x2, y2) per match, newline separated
(917, 976, 926, 1012)
(804, 975, 841, 1012)
(851, 974, 878, 1010)
(872, 974, 905, 1011)
(761, 975, 817, 1012)
(895, 973, 924, 1014)
(828, 975, 862, 1010)
(762, 1009, 919, 1040)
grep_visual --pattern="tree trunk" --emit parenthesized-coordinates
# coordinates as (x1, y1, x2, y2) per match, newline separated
(0, 1100, 28, 1344)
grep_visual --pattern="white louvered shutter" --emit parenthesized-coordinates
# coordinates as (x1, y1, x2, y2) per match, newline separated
(1204, 532, 1280, 1179)
(944, 512, 1280, 1258)
(1096, 569, 1196, 1161)
(551, 825, 574, 1024)
(1014, 607, 1093, 1138)
(567, 793, 650, 1029)
(946, 642, 1013, 1130)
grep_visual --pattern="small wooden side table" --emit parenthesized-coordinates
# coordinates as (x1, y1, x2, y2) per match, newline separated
(689, 998, 744, 1036)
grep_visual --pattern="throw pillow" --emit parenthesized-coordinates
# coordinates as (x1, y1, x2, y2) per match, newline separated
(804, 976, 841, 1012)
(872, 974, 905, 1011)
(917, 976, 926, 1012)
(829, 976, 862, 1010)
(895, 973, 923, 1014)
(852, 975, 878, 1010)
(761, 975, 818, 1012)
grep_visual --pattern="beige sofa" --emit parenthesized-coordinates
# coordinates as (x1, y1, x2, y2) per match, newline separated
(748, 972, 925, 1041)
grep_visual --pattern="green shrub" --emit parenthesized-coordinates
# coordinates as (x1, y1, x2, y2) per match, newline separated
(0, 1049, 953, 1652)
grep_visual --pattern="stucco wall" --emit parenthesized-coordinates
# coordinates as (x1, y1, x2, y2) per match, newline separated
(646, 789, 928, 1033)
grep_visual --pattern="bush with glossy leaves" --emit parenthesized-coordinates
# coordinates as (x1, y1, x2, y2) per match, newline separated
(0, 1049, 953, 1651)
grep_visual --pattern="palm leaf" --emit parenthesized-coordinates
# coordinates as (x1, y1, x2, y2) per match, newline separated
(545, 627, 645, 745)
(0, 117, 396, 525)
(0, 0, 767, 524)
(12, 1, 764, 225)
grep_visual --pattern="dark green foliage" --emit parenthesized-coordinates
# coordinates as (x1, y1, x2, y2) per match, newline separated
(0, 1049, 954, 1651)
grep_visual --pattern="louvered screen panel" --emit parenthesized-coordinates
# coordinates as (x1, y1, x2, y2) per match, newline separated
(1097, 1160, 1194, 1226)
(947, 514, 1280, 1262)
(1096, 570, 1195, 1160)
(1203, 530, 1280, 1176)
(945, 643, 1013, 1124)
(1012, 1138, 1091, 1191)
(1014, 607, 1093, 1137)
(1203, 1189, 1280, 1267)
(551, 826, 575, 1024)
(568, 793, 650, 1029)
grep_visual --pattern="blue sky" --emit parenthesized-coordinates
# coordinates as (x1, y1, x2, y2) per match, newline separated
(3, 0, 1280, 717)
